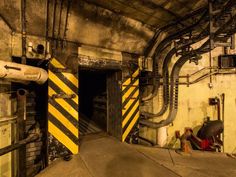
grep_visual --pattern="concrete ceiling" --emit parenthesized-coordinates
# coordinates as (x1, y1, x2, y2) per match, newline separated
(0, 0, 208, 55)
(83, 0, 207, 28)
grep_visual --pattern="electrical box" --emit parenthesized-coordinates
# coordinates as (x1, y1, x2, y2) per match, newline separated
(218, 55, 236, 69)
(138, 56, 153, 72)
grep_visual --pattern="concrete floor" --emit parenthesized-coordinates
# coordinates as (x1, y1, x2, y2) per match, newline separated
(37, 133, 236, 177)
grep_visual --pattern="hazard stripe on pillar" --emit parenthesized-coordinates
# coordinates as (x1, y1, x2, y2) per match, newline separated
(48, 58, 79, 161)
(122, 69, 140, 142)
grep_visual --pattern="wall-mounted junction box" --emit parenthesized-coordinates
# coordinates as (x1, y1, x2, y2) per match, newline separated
(138, 56, 153, 71)
(218, 55, 236, 69)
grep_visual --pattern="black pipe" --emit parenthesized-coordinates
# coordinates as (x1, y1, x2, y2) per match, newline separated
(57, 0, 64, 48)
(17, 89, 27, 177)
(52, 0, 57, 38)
(21, 0, 26, 64)
(137, 136, 155, 146)
(142, 28, 209, 118)
(0, 14, 14, 32)
(142, 9, 209, 101)
(140, 13, 236, 128)
(142, 0, 236, 117)
(46, 0, 50, 39)
(63, 0, 72, 44)
(144, 6, 207, 57)
(140, 53, 202, 128)
(216, 97, 221, 121)
(45, 0, 50, 59)
(143, 0, 235, 101)
(221, 93, 225, 148)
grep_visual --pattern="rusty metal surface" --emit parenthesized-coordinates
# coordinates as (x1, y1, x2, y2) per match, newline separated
(78, 55, 122, 70)
(17, 89, 27, 177)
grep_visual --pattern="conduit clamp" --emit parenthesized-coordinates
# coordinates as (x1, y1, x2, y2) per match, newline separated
(51, 93, 76, 99)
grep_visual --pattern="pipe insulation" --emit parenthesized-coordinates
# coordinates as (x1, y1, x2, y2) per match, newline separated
(0, 61, 48, 84)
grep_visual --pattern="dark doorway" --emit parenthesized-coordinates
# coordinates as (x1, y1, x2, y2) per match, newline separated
(79, 70, 108, 135)
(79, 69, 122, 139)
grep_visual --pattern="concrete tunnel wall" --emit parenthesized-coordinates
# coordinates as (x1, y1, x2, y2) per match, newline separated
(140, 39, 236, 154)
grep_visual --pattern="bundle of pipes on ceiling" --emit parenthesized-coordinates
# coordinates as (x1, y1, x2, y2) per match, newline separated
(139, 0, 236, 129)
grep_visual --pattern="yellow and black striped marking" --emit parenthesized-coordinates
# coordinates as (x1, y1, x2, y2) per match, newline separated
(48, 58, 79, 160)
(122, 69, 140, 142)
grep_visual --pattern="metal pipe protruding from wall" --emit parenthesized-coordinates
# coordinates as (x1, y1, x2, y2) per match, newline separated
(0, 116, 17, 125)
(0, 134, 39, 156)
(0, 60, 48, 84)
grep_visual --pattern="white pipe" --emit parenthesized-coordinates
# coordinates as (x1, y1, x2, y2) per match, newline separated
(157, 126, 168, 147)
(0, 60, 48, 84)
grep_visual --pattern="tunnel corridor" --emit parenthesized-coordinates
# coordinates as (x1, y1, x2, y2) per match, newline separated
(79, 70, 107, 136)
(1, 0, 236, 176)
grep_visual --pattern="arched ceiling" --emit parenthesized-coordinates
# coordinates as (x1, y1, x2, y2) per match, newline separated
(83, 0, 207, 28)
(0, 0, 208, 54)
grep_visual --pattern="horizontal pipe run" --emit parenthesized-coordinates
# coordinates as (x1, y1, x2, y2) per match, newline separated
(0, 116, 17, 125)
(0, 134, 39, 156)
(0, 60, 48, 84)
(157, 71, 236, 85)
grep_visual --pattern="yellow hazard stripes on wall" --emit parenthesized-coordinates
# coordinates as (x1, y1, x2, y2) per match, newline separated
(122, 69, 140, 142)
(48, 58, 79, 157)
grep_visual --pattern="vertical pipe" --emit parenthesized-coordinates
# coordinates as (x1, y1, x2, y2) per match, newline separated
(17, 89, 27, 177)
(52, 0, 57, 54)
(221, 93, 225, 151)
(45, 0, 50, 59)
(57, 0, 63, 48)
(52, 0, 57, 39)
(63, 0, 72, 47)
(45, 0, 49, 39)
(216, 97, 221, 121)
(21, 0, 27, 64)
(209, 0, 213, 85)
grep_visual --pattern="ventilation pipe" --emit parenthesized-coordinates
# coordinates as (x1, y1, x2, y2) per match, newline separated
(0, 60, 48, 84)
